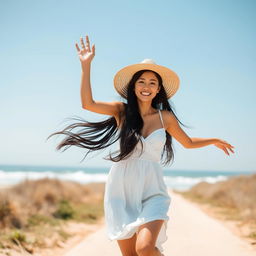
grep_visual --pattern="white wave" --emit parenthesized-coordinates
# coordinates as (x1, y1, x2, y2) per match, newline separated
(0, 170, 229, 191)
(164, 175, 228, 191)
(0, 170, 107, 186)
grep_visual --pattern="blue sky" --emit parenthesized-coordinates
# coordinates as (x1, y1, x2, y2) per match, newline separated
(0, 0, 255, 171)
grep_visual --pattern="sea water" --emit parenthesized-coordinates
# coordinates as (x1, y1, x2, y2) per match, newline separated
(0, 164, 254, 191)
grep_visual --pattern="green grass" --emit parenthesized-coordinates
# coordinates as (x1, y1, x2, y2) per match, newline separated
(72, 198, 104, 223)
(27, 214, 60, 226)
(9, 230, 26, 244)
(0, 179, 106, 253)
(53, 199, 75, 220)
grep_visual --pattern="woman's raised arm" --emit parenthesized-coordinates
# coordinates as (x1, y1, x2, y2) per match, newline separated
(75, 35, 122, 118)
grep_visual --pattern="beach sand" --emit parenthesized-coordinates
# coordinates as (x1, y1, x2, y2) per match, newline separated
(62, 188, 256, 256)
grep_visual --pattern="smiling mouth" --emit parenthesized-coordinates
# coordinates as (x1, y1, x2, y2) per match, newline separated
(140, 92, 151, 96)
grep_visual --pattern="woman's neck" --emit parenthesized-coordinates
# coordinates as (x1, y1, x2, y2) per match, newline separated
(137, 101, 156, 117)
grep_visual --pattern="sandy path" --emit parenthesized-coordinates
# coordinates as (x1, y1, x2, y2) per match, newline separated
(63, 189, 256, 256)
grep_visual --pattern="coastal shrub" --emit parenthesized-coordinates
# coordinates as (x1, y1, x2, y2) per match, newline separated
(10, 216, 22, 229)
(9, 230, 26, 244)
(86, 213, 97, 220)
(58, 229, 71, 240)
(71, 199, 104, 223)
(0, 198, 12, 221)
(0, 179, 105, 255)
(0, 179, 105, 228)
(53, 199, 74, 219)
(27, 214, 58, 226)
(187, 173, 256, 221)
(0, 194, 23, 229)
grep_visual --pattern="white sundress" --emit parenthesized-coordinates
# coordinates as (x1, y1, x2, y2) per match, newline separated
(104, 109, 171, 253)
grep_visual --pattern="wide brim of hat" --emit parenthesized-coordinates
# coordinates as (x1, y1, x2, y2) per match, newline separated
(113, 63, 180, 99)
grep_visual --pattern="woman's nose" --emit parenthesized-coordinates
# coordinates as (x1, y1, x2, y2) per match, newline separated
(142, 83, 151, 87)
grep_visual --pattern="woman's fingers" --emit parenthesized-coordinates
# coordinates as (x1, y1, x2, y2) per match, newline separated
(80, 37, 86, 49)
(80, 35, 91, 52)
(75, 43, 81, 52)
(75, 35, 95, 63)
(85, 35, 91, 52)
(223, 146, 229, 155)
(229, 146, 235, 153)
(224, 144, 235, 155)
(215, 142, 235, 156)
(225, 142, 235, 154)
(220, 140, 235, 153)
(77, 35, 92, 53)
(91, 44, 95, 55)
(226, 142, 234, 148)
(220, 144, 228, 155)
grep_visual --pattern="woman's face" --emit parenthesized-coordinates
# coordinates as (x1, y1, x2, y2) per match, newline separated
(134, 71, 160, 102)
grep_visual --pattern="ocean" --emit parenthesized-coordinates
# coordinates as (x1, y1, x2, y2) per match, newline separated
(0, 164, 255, 191)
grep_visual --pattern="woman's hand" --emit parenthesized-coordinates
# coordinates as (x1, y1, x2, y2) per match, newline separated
(75, 35, 95, 66)
(213, 139, 235, 156)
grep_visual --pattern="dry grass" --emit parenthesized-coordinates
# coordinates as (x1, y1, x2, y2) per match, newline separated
(0, 178, 105, 255)
(174, 173, 256, 244)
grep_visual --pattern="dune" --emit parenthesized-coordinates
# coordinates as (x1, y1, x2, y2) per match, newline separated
(63, 189, 256, 256)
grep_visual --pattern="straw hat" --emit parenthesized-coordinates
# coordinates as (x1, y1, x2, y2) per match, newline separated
(113, 59, 180, 99)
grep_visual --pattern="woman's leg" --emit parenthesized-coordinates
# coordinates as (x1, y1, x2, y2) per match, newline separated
(117, 232, 138, 256)
(135, 219, 165, 256)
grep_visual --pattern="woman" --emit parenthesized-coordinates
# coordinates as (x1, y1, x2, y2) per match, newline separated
(49, 35, 235, 256)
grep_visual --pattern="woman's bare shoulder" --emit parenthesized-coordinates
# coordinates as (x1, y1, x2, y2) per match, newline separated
(161, 110, 178, 128)
(116, 101, 126, 111)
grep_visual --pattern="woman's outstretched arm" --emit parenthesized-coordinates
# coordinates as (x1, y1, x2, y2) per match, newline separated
(162, 110, 235, 156)
(75, 35, 123, 118)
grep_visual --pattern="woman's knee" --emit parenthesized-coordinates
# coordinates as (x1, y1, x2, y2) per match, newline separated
(117, 233, 138, 256)
(136, 243, 155, 256)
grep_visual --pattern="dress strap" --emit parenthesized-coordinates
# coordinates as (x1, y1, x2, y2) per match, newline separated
(158, 109, 165, 129)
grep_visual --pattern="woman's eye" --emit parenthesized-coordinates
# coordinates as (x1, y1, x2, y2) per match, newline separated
(137, 81, 156, 86)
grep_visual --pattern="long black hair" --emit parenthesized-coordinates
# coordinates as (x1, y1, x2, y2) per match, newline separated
(47, 69, 190, 166)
